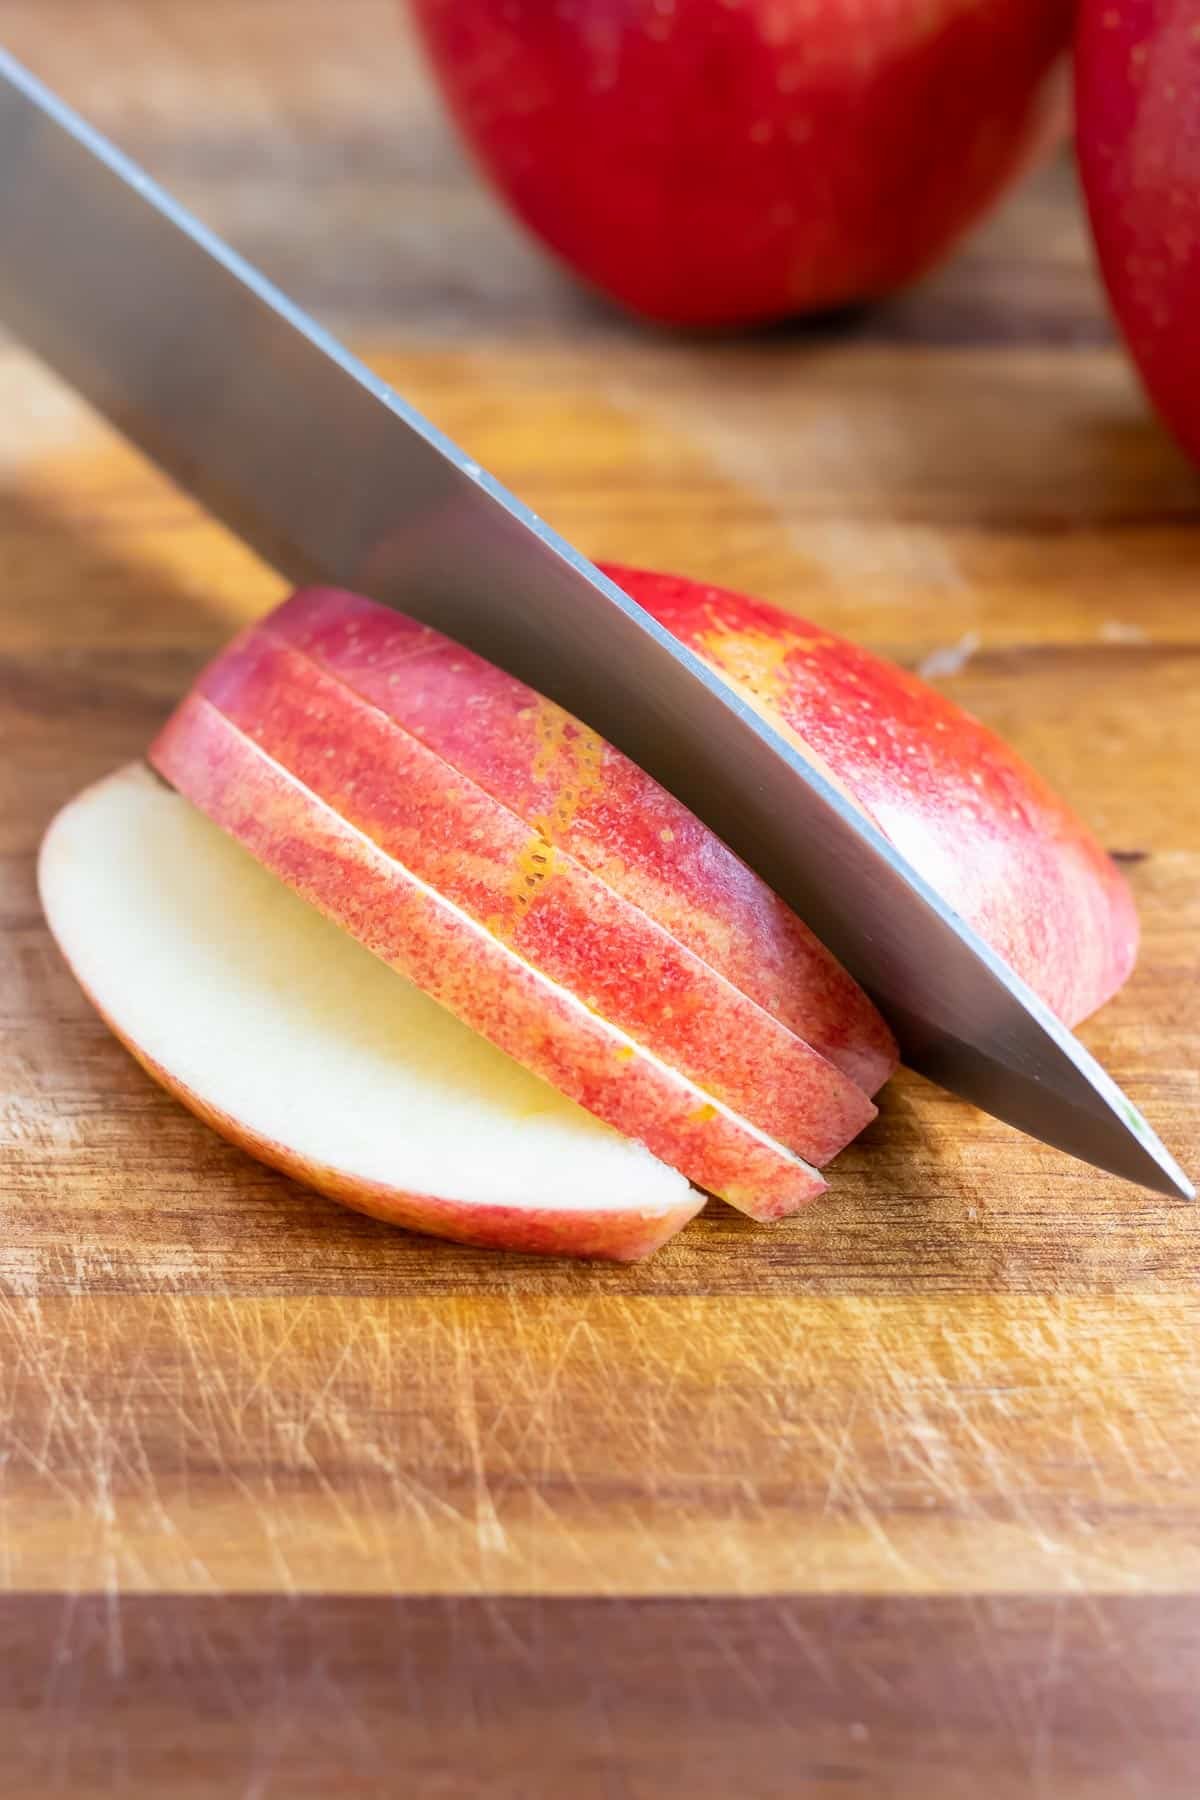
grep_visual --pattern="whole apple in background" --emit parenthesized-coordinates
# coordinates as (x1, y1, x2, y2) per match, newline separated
(603, 566, 1138, 1028)
(408, 0, 1072, 327)
(1076, 0, 1200, 467)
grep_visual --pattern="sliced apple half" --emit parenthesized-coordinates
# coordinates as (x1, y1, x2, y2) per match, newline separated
(39, 764, 706, 1262)
(38, 563, 1142, 1264)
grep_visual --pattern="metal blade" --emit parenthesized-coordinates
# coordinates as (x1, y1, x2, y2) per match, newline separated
(0, 47, 1190, 1199)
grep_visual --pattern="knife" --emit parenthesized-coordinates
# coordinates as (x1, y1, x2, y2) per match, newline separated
(0, 48, 1190, 1201)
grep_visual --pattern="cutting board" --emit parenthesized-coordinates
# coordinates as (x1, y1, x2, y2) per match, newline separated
(1, 4, 1198, 1795)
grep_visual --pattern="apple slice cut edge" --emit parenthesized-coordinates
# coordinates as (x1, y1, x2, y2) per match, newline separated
(38, 764, 708, 1263)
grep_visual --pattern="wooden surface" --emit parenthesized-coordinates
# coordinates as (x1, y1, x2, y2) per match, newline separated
(2, 3, 1198, 1794)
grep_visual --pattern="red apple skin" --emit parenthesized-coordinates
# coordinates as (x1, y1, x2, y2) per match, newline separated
(86, 990, 705, 1263)
(605, 566, 1139, 1028)
(265, 587, 896, 1098)
(197, 624, 879, 1166)
(1076, 0, 1200, 467)
(152, 695, 828, 1221)
(408, 0, 1071, 327)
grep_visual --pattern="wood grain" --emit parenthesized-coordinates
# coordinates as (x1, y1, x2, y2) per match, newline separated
(2, 1594, 1197, 1800)
(1, 1293, 1197, 1596)
(1, 1, 1198, 1792)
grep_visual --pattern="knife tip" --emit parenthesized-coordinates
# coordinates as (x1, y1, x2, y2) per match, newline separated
(1138, 1139, 1195, 1203)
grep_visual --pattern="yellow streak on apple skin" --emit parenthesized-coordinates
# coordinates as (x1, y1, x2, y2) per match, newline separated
(491, 695, 608, 940)
(693, 626, 873, 821)
(695, 624, 793, 709)
(489, 830, 559, 943)
(528, 696, 607, 842)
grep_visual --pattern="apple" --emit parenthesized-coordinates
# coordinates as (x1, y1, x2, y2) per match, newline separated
(407, 0, 1073, 327)
(1076, 0, 1200, 466)
(605, 565, 1138, 1026)
(40, 569, 1135, 1263)
(40, 765, 706, 1262)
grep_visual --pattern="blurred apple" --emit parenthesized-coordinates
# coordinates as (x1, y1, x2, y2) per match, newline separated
(409, 0, 1072, 327)
(1076, 0, 1200, 466)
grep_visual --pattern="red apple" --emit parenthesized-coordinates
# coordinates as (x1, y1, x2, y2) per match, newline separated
(606, 565, 1138, 1027)
(41, 569, 1135, 1264)
(408, 0, 1072, 327)
(1076, 0, 1200, 466)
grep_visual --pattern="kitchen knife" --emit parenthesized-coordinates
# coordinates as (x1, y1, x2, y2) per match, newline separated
(0, 48, 1190, 1200)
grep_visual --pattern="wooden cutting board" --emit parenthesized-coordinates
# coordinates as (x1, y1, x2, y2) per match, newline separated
(1, 4, 1197, 1795)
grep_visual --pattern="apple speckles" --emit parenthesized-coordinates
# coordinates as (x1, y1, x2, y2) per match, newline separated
(695, 623, 790, 707)
(506, 832, 558, 921)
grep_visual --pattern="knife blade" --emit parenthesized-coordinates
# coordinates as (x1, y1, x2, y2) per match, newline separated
(0, 47, 1190, 1200)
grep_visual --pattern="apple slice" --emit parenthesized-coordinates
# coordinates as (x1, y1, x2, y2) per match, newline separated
(39, 764, 706, 1262)
(607, 565, 1139, 1027)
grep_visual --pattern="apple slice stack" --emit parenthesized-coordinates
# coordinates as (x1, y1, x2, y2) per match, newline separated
(40, 573, 1137, 1262)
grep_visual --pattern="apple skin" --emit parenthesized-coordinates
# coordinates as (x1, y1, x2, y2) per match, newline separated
(193, 621, 881, 1165)
(605, 566, 1139, 1027)
(408, 0, 1071, 327)
(1076, 0, 1200, 467)
(152, 691, 829, 1221)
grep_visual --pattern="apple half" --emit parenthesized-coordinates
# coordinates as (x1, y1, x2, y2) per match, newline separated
(40, 572, 1135, 1263)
